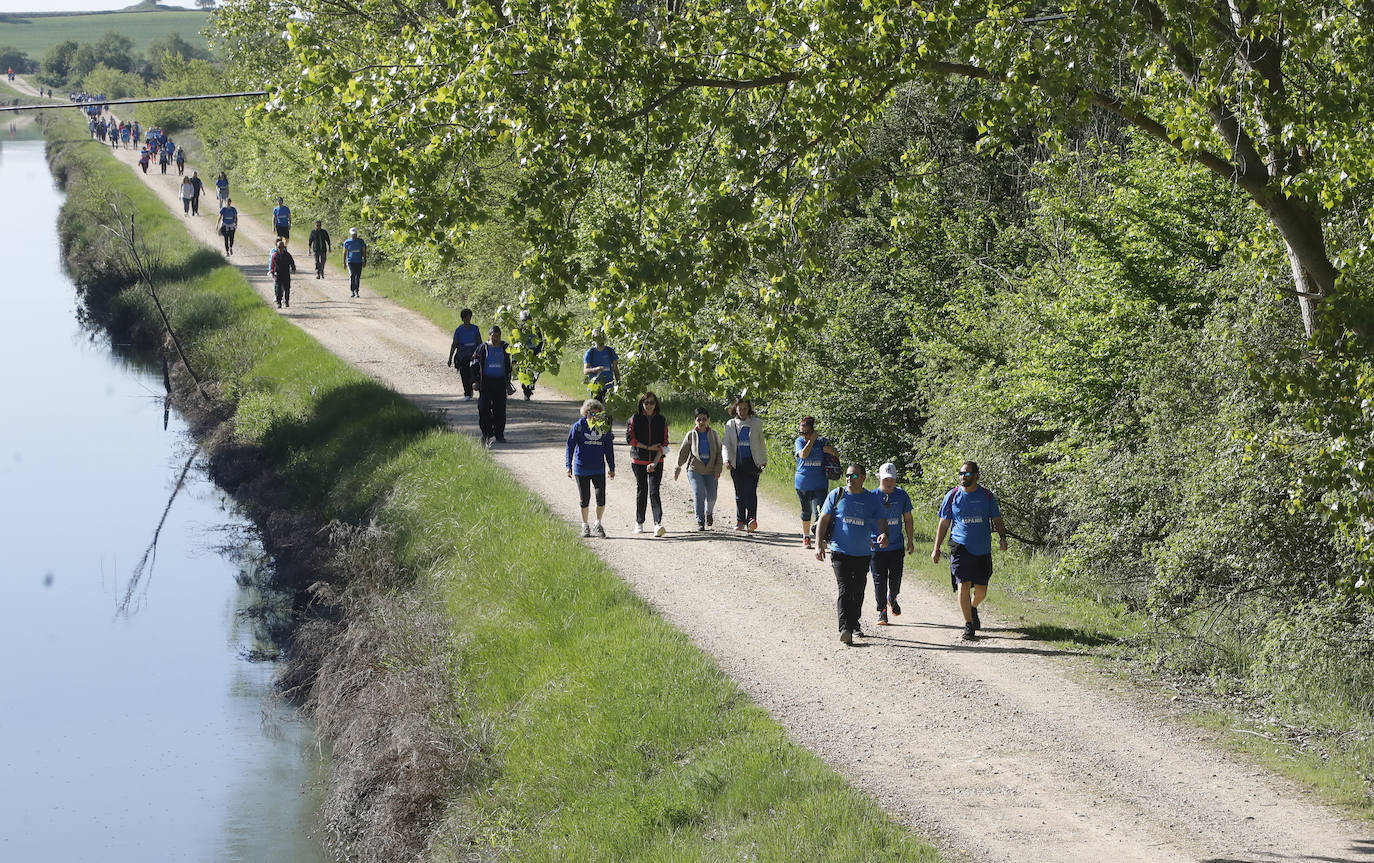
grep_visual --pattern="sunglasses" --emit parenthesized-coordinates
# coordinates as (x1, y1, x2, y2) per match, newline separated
(959, 471, 976, 477)
(846, 473, 864, 479)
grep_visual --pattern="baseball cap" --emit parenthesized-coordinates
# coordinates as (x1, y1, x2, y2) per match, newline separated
(878, 462, 899, 480)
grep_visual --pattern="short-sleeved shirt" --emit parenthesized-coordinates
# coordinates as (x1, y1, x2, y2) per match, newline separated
(452, 322, 481, 357)
(482, 343, 507, 378)
(273, 205, 291, 227)
(218, 206, 238, 228)
(821, 488, 884, 557)
(939, 486, 1003, 556)
(342, 237, 366, 263)
(737, 424, 753, 459)
(871, 487, 914, 547)
(215, 177, 229, 192)
(794, 436, 830, 491)
(584, 346, 617, 384)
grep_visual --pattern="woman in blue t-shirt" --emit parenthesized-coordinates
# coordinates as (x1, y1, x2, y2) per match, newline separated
(794, 415, 839, 549)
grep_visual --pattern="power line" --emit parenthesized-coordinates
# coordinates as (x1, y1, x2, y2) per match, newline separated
(0, 90, 268, 114)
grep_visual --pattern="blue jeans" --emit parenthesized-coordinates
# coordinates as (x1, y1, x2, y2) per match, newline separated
(797, 485, 828, 522)
(688, 471, 718, 524)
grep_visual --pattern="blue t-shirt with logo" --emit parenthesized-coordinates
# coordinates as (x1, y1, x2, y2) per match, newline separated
(794, 436, 830, 491)
(584, 346, 617, 384)
(273, 204, 291, 227)
(696, 430, 711, 461)
(872, 487, 914, 547)
(821, 488, 885, 557)
(737, 424, 753, 459)
(219, 206, 238, 228)
(482, 343, 507, 378)
(939, 486, 1003, 556)
(453, 322, 481, 358)
(343, 236, 367, 263)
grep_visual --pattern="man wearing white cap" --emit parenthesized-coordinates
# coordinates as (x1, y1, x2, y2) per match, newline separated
(342, 227, 368, 297)
(871, 462, 915, 626)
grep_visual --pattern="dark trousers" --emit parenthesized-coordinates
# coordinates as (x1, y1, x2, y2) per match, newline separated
(190, 194, 199, 216)
(314, 249, 327, 277)
(871, 549, 904, 611)
(477, 379, 506, 439)
(222, 227, 235, 253)
(832, 553, 870, 632)
(457, 355, 476, 397)
(273, 275, 291, 306)
(631, 462, 663, 525)
(182, 197, 191, 213)
(731, 456, 761, 523)
(348, 261, 363, 294)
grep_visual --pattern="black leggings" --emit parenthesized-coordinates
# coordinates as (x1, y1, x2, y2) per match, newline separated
(576, 474, 606, 508)
(631, 462, 663, 525)
(731, 456, 760, 523)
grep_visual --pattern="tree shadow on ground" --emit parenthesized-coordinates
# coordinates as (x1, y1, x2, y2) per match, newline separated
(1005, 623, 1121, 648)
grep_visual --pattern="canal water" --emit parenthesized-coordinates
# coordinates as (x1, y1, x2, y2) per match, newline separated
(0, 133, 330, 861)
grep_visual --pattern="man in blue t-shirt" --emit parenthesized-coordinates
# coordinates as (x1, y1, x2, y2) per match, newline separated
(341, 228, 368, 297)
(272, 197, 292, 240)
(446, 308, 483, 400)
(471, 325, 512, 445)
(932, 460, 1007, 641)
(815, 463, 889, 646)
(871, 462, 915, 626)
(582, 329, 620, 401)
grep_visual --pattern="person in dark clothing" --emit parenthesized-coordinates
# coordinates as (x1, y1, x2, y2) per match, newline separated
(307, 221, 332, 279)
(158, 147, 169, 174)
(447, 308, 482, 400)
(269, 239, 296, 308)
(471, 325, 512, 445)
(815, 464, 889, 646)
(626, 391, 670, 535)
(188, 171, 203, 216)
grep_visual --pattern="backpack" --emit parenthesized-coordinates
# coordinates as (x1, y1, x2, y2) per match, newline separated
(822, 441, 842, 481)
(819, 488, 846, 544)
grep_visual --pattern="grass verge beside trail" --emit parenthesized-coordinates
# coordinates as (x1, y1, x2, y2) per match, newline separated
(45, 108, 943, 862)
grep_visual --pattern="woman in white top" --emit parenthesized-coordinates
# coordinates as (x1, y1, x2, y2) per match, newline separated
(178, 176, 195, 215)
(722, 397, 768, 532)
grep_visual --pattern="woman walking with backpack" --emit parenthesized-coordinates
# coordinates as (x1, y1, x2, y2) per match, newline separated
(723, 397, 767, 533)
(626, 391, 669, 536)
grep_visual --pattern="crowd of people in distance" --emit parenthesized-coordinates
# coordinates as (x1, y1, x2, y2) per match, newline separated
(447, 315, 1007, 644)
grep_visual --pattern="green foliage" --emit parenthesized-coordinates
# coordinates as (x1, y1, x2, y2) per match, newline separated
(0, 45, 34, 73)
(81, 63, 146, 101)
(0, 9, 210, 65)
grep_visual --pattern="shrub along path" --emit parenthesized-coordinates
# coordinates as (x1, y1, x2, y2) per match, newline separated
(98, 123, 1373, 863)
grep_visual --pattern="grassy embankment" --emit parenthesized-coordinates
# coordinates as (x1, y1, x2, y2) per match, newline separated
(0, 7, 208, 59)
(46, 107, 943, 861)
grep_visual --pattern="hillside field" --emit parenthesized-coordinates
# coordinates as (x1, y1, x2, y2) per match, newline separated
(0, 9, 210, 59)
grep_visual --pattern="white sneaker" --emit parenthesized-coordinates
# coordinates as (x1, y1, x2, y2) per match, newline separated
(654, 524, 666, 537)
(593, 522, 607, 538)
(634, 523, 645, 534)
(580, 523, 592, 538)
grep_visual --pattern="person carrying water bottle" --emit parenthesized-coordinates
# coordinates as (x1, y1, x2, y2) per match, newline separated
(471, 325, 512, 445)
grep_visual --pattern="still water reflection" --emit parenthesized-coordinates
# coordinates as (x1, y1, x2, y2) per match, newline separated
(0, 137, 329, 862)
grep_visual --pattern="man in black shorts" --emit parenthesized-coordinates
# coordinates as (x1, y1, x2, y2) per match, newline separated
(931, 461, 1007, 640)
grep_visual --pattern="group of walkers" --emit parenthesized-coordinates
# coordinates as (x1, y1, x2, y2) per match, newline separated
(90, 116, 139, 150)
(446, 309, 547, 443)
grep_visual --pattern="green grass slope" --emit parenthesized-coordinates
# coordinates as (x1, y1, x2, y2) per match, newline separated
(0, 8, 208, 59)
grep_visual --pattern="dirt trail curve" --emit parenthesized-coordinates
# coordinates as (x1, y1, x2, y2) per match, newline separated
(67, 99, 1374, 862)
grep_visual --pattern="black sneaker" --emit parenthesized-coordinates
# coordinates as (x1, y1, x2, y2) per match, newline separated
(971, 606, 981, 632)
(961, 622, 977, 641)
(889, 597, 901, 617)
(839, 629, 853, 646)
(852, 625, 865, 638)
(705, 513, 713, 527)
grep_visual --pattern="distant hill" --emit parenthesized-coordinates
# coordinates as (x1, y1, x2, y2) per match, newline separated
(0, 6, 211, 60)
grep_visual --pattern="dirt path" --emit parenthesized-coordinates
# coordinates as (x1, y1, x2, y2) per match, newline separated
(85, 119, 1374, 862)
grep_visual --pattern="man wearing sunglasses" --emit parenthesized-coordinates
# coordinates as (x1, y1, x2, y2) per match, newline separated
(932, 461, 1007, 641)
(815, 464, 889, 646)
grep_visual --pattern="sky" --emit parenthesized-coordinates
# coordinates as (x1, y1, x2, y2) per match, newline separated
(0, 1, 202, 12)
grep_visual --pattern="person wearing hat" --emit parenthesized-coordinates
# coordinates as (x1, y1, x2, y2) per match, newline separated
(871, 462, 915, 626)
(470, 325, 512, 444)
(272, 197, 292, 240)
(308, 220, 332, 279)
(341, 227, 368, 297)
(582, 329, 620, 402)
(268, 237, 296, 309)
(932, 460, 1007, 640)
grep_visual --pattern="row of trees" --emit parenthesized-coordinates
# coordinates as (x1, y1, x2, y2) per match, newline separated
(171, 1, 1374, 732)
(34, 30, 211, 94)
